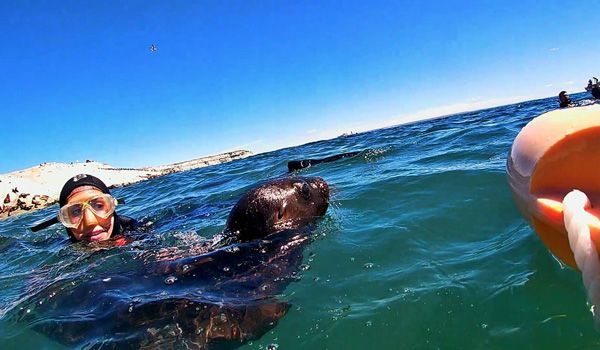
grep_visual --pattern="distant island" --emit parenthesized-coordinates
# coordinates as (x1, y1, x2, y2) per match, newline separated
(0, 150, 252, 219)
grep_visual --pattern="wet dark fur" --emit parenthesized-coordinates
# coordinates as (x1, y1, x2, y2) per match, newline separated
(225, 176, 329, 241)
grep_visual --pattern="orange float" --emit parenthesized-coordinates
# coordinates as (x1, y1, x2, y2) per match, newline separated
(507, 105, 600, 268)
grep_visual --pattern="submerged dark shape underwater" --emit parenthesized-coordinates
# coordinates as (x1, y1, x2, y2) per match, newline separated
(5, 176, 330, 349)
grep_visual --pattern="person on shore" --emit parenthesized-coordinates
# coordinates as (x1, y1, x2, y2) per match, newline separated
(558, 91, 573, 108)
(31, 174, 137, 242)
(592, 85, 600, 100)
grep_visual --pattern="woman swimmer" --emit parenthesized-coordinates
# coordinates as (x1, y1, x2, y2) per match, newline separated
(30, 174, 137, 242)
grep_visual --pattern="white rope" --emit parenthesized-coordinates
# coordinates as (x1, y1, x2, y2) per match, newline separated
(562, 190, 600, 321)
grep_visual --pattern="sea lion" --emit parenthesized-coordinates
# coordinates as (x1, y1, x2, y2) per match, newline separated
(287, 151, 361, 172)
(156, 176, 329, 276)
(225, 176, 329, 241)
(15, 233, 304, 348)
(10, 176, 330, 348)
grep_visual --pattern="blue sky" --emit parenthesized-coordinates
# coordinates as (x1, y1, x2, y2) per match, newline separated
(2, 1, 600, 173)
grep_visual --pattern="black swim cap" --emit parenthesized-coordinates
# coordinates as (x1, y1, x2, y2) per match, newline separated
(59, 174, 111, 207)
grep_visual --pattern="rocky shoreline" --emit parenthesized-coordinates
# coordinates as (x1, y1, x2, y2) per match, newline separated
(0, 150, 252, 219)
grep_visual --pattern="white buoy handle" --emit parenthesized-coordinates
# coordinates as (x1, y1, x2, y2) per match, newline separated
(563, 190, 600, 319)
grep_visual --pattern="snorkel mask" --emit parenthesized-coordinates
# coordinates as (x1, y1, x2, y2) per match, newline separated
(58, 193, 118, 228)
(30, 174, 124, 237)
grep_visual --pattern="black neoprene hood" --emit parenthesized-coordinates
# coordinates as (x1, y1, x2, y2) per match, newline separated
(59, 174, 111, 206)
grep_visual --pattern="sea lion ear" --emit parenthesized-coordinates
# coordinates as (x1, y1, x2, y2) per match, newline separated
(277, 202, 287, 220)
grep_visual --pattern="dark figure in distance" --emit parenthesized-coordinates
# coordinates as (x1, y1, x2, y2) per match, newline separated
(558, 91, 572, 108)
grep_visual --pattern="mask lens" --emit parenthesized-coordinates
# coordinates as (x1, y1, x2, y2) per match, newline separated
(59, 203, 84, 228)
(88, 195, 115, 218)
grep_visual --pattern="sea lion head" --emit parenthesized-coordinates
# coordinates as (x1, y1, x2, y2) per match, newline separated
(225, 176, 329, 241)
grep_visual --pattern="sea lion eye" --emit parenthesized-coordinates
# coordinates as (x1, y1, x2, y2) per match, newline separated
(300, 183, 311, 200)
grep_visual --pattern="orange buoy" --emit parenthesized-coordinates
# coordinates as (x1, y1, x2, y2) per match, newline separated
(507, 105, 600, 268)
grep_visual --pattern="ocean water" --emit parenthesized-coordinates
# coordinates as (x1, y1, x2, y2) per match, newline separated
(1, 93, 600, 349)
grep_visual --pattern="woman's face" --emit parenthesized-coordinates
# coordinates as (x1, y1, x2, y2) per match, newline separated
(66, 188, 115, 242)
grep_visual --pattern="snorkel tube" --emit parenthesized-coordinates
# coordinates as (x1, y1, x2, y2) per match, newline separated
(507, 105, 600, 268)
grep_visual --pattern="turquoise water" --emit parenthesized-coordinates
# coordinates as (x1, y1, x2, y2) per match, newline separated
(2, 93, 600, 349)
